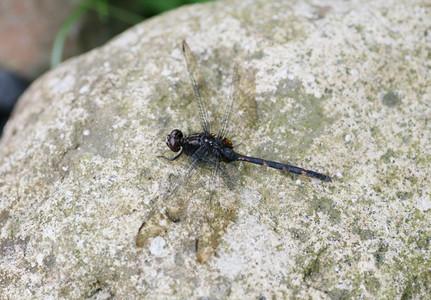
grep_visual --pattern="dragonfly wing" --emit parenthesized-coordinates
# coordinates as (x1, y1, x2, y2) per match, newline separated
(217, 65, 258, 140)
(136, 148, 203, 247)
(182, 41, 214, 133)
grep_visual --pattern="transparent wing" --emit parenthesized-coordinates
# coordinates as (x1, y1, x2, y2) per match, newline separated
(216, 65, 258, 141)
(136, 147, 205, 247)
(182, 41, 214, 133)
(217, 64, 239, 139)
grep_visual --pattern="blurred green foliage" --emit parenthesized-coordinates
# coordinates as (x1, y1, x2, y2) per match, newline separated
(138, 0, 214, 18)
(51, 0, 214, 67)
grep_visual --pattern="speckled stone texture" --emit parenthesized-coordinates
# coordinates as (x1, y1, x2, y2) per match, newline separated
(1, 0, 430, 298)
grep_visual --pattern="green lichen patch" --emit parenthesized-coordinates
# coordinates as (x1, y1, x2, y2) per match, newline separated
(327, 288, 351, 300)
(289, 227, 310, 243)
(354, 228, 376, 241)
(302, 247, 328, 281)
(396, 191, 412, 201)
(364, 271, 381, 294)
(381, 148, 396, 164)
(306, 196, 341, 224)
(233, 3, 305, 43)
(382, 90, 402, 107)
(253, 78, 334, 163)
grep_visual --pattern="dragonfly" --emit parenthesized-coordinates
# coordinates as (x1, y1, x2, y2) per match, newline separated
(161, 41, 333, 183)
(136, 41, 332, 263)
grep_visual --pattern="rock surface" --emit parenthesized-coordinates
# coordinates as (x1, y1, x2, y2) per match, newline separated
(1, 0, 430, 298)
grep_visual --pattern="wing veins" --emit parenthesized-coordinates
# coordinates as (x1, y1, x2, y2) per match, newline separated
(217, 64, 239, 139)
(182, 41, 211, 133)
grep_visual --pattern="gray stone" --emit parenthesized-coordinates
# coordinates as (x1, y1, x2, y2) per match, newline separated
(1, 0, 430, 298)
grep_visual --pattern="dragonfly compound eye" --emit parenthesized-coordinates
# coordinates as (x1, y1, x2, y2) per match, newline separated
(166, 129, 183, 152)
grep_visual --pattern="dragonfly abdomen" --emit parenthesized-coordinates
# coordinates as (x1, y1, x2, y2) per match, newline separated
(237, 154, 333, 182)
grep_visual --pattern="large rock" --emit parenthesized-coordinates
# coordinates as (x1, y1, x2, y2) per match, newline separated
(1, 0, 430, 298)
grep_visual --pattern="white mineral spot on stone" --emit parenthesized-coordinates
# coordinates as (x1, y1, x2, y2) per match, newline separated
(149, 236, 166, 256)
(417, 196, 431, 212)
(42, 227, 56, 240)
(336, 172, 343, 178)
(170, 48, 182, 59)
(62, 165, 68, 172)
(110, 32, 138, 47)
(159, 219, 168, 227)
(36, 253, 44, 266)
(79, 85, 90, 94)
(217, 254, 245, 280)
(50, 74, 75, 94)
(349, 68, 359, 76)
(168, 230, 178, 240)
(76, 239, 84, 249)
(83, 129, 90, 136)
(345, 134, 351, 142)
(295, 179, 302, 185)
(161, 69, 171, 76)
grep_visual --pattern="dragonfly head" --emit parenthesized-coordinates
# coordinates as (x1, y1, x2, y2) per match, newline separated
(166, 129, 183, 152)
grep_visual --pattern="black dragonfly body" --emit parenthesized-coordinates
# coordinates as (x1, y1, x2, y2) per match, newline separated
(162, 129, 333, 182)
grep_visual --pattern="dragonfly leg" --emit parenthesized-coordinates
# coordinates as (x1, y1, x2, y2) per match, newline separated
(158, 149, 184, 161)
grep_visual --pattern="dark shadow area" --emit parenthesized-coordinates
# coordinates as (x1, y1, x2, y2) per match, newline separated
(0, 70, 29, 137)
